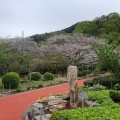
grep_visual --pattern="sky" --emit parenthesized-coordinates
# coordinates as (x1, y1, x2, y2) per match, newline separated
(0, 0, 120, 38)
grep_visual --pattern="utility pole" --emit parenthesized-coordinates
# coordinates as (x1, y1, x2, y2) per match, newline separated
(22, 31, 24, 38)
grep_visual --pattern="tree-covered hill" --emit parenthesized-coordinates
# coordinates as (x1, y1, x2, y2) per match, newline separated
(73, 12, 120, 45)
(30, 31, 66, 43)
(30, 12, 120, 45)
(30, 23, 78, 43)
(61, 23, 78, 33)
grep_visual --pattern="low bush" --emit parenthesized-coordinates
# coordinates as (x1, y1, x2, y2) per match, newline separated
(88, 90, 115, 106)
(31, 85, 36, 89)
(2, 72, 20, 89)
(38, 84, 43, 88)
(84, 75, 120, 89)
(27, 86, 32, 90)
(110, 90, 120, 101)
(78, 86, 89, 92)
(113, 83, 120, 90)
(43, 72, 54, 80)
(50, 111, 68, 120)
(89, 84, 106, 91)
(28, 72, 42, 81)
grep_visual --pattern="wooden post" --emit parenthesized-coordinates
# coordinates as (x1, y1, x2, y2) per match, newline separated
(67, 66, 78, 108)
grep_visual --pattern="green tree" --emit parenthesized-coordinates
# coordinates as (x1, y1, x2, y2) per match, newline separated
(0, 43, 7, 63)
(93, 44, 120, 78)
(73, 21, 98, 36)
(0, 43, 11, 75)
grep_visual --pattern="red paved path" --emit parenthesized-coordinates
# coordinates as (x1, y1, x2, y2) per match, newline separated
(0, 77, 92, 120)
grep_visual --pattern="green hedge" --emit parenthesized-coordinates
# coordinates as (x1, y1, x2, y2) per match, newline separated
(43, 72, 54, 80)
(110, 90, 120, 101)
(2, 72, 20, 89)
(84, 75, 120, 89)
(28, 72, 42, 81)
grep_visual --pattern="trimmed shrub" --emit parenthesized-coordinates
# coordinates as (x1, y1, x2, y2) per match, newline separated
(110, 90, 120, 101)
(28, 72, 42, 81)
(43, 72, 54, 80)
(2, 72, 20, 89)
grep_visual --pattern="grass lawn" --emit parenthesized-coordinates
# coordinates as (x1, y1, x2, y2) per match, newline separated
(19, 77, 67, 89)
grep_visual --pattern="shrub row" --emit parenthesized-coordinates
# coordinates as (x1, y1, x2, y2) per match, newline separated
(110, 90, 120, 101)
(84, 75, 120, 89)
(2, 72, 55, 89)
(28, 72, 54, 81)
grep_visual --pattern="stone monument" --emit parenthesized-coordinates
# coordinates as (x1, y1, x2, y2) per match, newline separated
(67, 66, 78, 108)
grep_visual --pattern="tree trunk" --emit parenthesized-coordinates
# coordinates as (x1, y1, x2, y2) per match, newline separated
(67, 66, 78, 108)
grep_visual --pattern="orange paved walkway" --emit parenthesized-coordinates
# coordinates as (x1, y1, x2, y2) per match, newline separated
(0, 77, 92, 120)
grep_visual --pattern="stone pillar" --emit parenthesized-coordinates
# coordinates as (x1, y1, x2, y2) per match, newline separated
(67, 66, 78, 108)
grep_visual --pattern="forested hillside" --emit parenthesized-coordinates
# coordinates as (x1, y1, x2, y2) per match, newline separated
(30, 12, 120, 45)
(73, 12, 120, 45)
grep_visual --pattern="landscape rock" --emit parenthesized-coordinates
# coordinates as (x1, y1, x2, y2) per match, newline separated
(22, 103, 51, 120)
(78, 92, 100, 106)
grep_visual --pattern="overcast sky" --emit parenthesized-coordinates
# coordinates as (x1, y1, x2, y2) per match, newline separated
(0, 0, 120, 38)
